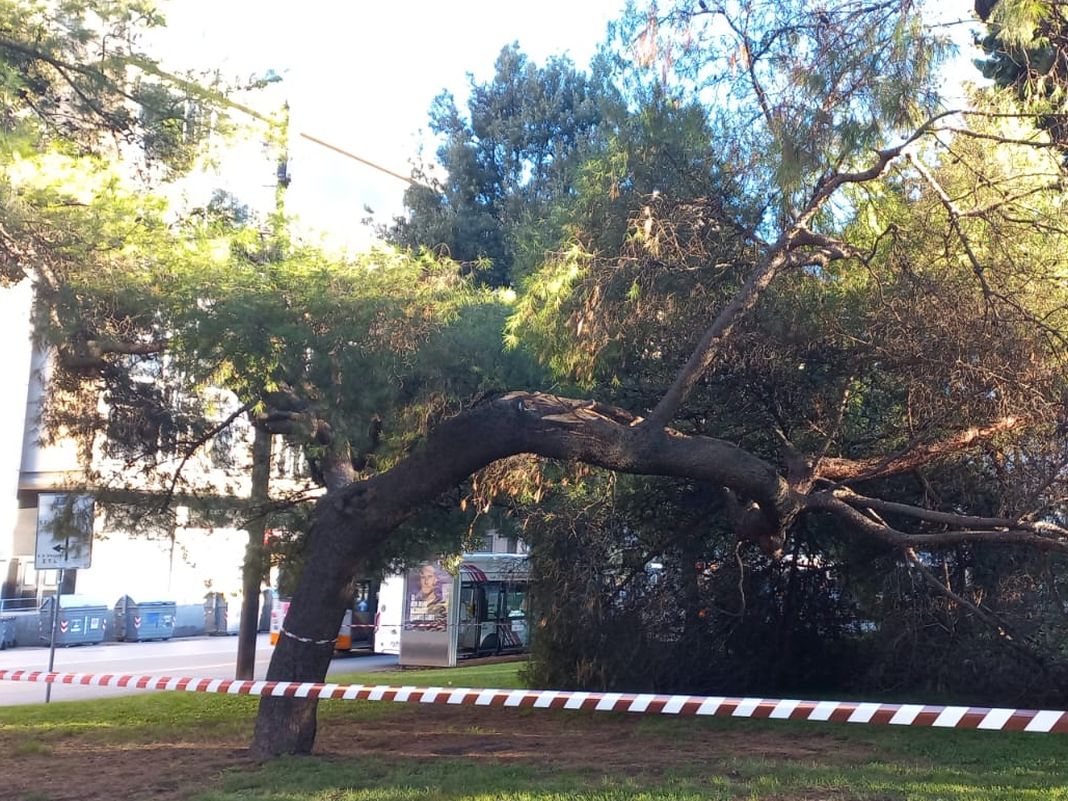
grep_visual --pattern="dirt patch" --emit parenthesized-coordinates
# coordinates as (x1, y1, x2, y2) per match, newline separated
(1, 738, 253, 801)
(0, 705, 876, 801)
(316, 705, 873, 771)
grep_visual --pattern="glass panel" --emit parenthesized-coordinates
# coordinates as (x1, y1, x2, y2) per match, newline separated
(458, 585, 482, 652)
(482, 582, 503, 622)
(505, 586, 527, 619)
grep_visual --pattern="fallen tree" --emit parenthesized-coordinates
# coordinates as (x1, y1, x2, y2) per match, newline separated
(252, 390, 1064, 753)
(249, 0, 1068, 755)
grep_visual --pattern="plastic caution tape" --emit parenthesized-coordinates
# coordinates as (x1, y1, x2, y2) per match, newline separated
(1, 669, 1065, 732)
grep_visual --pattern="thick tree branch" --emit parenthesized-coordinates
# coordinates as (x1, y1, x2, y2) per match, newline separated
(835, 488, 1068, 539)
(786, 227, 866, 268)
(320, 396, 1058, 560)
(330, 391, 797, 546)
(59, 338, 167, 370)
(816, 415, 1024, 482)
(806, 490, 1068, 553)
(645, 113, 954, 430)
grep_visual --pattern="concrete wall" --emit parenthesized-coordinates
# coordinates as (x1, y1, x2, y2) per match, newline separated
(74, 524, 248, 605)
(0, 282, 33, 543)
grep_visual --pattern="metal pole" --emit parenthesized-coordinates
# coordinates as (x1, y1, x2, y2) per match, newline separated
(45, 569, 63, 703)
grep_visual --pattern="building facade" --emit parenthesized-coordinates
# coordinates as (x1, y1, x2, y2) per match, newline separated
(0, 280, 303, 613)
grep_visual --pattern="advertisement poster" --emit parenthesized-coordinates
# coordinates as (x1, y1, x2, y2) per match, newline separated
(406, 563, 450, 631)
(399, 562, 455, 667)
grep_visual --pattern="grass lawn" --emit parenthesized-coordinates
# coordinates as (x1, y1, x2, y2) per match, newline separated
(1, 662, 1066, 801)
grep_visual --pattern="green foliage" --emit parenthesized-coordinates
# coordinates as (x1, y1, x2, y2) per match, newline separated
(506, 89, 756, 394)
(524, 470, 866, 696)
(610, 0, 951, 219)
(386, 44, 621, 287)
(524, 462, 1068, 704)
(976, 0, 1068, 154)
(511, 24, 1068, 701)
(506, 246, 596, 386)
(53, 202, 535, 472)
(0, 0, 223, 176)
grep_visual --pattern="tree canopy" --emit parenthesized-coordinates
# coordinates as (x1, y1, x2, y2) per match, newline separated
(254, 0, 1068, 756)
(976, 0, 1068, 153)
(385, 43, 620, 287)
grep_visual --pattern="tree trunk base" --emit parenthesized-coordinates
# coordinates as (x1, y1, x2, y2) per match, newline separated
(250, 696, 320, 758)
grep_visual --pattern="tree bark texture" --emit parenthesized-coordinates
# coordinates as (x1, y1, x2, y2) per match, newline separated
(249, 495, 367, 758)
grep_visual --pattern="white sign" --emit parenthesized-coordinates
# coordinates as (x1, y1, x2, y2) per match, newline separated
(34, 493, 95, 570)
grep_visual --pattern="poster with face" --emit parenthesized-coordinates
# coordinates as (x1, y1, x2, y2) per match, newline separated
(406, 562, 450, 631)
(400, 561, 455, 667)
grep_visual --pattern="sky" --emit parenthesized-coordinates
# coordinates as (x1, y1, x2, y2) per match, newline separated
(151, 1, 985, 253)
(151, 0, 630, 251)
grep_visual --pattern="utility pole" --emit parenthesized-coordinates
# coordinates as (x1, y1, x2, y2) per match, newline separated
(234, 102, 288, 681)
(235, 424, 272, 679)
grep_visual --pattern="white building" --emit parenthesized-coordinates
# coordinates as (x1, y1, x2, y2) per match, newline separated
(0, 281, 308, 612)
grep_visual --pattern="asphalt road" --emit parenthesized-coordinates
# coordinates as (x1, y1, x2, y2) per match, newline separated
(0, 634, 398, 706)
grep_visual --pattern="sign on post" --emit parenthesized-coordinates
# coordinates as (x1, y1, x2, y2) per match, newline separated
(34, 493, 95, 570)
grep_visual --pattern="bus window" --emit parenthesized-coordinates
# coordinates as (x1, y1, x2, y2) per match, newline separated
(505, 586, 527, 619)
(501, 584, 529, 648)
(483, 582, 503, 623)
(454, 563, 531, 658)
(458, 584, 483, 653)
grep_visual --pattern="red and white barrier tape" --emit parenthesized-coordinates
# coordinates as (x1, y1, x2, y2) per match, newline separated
(1, 669, 1065, 733)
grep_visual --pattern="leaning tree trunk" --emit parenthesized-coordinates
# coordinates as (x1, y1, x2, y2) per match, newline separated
(249, 499, 371, 757)
(249, 392, 797, 757)
(246, 391, 1048, 756)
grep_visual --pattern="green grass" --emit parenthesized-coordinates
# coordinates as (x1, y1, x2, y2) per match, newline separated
(192, 747, 1068, 801)
(4, 662, 1068, 800)
(0, 662, 523, 744)
(197, 758, 721, 801)
(0, 688, 260, 743)
(329, 659, 529, 689)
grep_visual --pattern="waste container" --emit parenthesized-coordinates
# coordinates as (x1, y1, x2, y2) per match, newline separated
(39, 595, 108, 646)
(0, 616, 14, 649)
(203, 592, 228, 635)
(114, 596, 176, 642)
